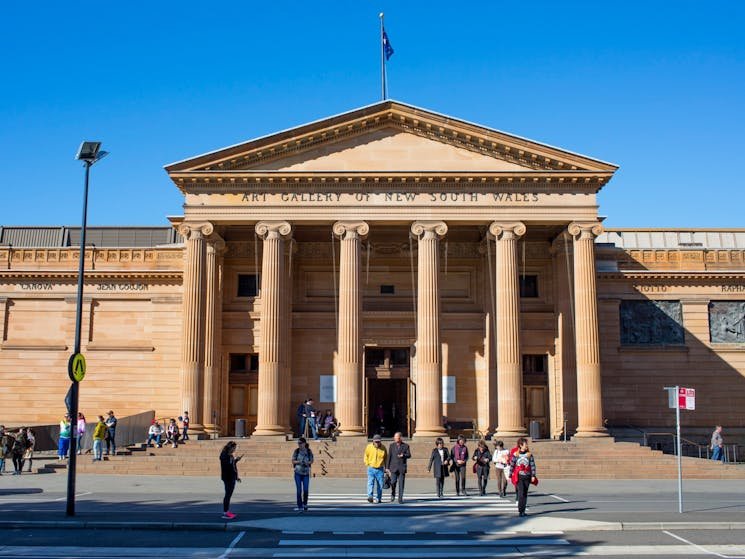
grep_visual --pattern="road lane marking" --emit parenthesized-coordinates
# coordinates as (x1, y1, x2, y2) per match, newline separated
(549, 494, 569, 502)
(663, 530, 739, 559)
(218, 530, 246, 559)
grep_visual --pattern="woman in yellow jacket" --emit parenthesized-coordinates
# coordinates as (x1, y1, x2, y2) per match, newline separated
(92, 416, 106, 461)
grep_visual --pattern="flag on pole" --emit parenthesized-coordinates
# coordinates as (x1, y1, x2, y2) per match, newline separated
(382, 29, 394, 60)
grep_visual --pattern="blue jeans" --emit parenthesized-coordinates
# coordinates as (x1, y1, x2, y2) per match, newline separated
(147, 434, 162, 447)
(294, 472, 310, 508)
(711, 446, 724, 462)
(367, 467, 384, 500)
(58, 437, 70, 458)
(93, 439, 103, 460)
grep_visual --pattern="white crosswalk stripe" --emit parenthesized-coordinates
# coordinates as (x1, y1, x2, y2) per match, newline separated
(305, 493, 520, 514)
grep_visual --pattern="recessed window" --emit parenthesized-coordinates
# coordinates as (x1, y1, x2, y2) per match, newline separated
(519, 275, 538, 298)
(380, 285, 395, 295)
(391, 348, 409, 366)
(365, 348, 385, 367)
(237, 274, 258, 297)
(230, 353, 259, 373)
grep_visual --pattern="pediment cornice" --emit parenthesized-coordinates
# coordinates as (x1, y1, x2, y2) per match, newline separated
(170, 170, 613, 194)
(165, 101, 618, 178)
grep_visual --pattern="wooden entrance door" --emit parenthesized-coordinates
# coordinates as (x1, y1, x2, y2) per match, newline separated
(524, 385, 548, 438)
(229, 383, 258, 435)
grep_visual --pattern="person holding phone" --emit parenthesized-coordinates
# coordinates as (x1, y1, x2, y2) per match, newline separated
(219, 441, 242, 520)
(292, 437, 314, 511)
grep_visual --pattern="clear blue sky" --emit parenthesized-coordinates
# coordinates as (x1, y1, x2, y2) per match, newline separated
(2, 2, 743, 227)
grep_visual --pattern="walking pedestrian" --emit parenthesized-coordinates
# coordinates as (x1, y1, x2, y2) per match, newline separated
(451, 435, 469, 496)
(472, 439, 492, 496)
(104, 410, 117, 455)
(509, 437, 537, 517)
(24, 428, 35, 473)
(386, 432, 411, 503)
(292, 437, 314, 511)
(710, 425, 725, 462)
(11, 428, 27, 475)
(58, 414, 72, 460)
(219, 441, 242, 520)
(92, 416, 106, 461)
(492, 440, 509, 498)
(76, 412, 87, 455)
(427, 437, 451, 498)
(363, 434, 387, 503)
(182, 411, 190, 442)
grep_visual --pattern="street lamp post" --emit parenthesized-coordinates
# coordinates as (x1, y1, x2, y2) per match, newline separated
(66, 141, 108, 517)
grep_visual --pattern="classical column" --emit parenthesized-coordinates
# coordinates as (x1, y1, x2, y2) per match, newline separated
(333, 221, 369, 436)
(489, 222, 527, 437)
(411, 221, 448, 438)
(253, 221, 292, 436)
(178, 221, 214, 436)
(203, 235, 225, 436)
(551, 233, 577, 437)
(568, 222, 608, 437)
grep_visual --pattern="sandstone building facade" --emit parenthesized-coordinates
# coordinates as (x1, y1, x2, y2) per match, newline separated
(1, 102, 743, 441)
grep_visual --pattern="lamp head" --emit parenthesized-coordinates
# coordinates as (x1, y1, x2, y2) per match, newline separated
(75, 141, 108, 164)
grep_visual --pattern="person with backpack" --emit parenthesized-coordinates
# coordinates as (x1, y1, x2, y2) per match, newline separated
(291, 437, 314, 512)
(92, 416, 106, 461)
(472, 439, 492, 496)
(11, 428, 28, 475)
(509, 437, 537, 517)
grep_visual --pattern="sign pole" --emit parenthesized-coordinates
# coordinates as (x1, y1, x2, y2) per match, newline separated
(675, 387, 683, 514)
(664, 385, 683, 514)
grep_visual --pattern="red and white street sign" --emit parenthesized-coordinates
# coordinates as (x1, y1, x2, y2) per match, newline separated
(678, 387, 695, 410)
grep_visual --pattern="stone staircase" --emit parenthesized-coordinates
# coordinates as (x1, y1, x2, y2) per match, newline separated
(68, 437, 745, 479)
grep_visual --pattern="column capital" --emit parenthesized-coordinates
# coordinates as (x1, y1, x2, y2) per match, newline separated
(568, 222, 603, 240)
(488, 222, 526, 241)
(255, 221, 292, 240)
(178, 222, 214, 240)
(333, 221, 369, 240)
(411, 221, 448, 239)
(206, 234, 226, 254)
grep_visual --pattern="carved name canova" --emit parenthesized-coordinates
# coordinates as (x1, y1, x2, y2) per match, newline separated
(333, 221, 369, 436)
(253, 220, 292, 436)
(489, 221, 528, 436)
(567, 221, 607, 437)
(410, 220, 448, 437)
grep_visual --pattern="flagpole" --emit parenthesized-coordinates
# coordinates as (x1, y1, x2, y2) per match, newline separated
(379, 12, 386, 100)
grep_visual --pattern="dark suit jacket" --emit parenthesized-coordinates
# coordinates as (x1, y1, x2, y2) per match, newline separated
(428, 447, 451, 478)
(386, 441, 411, 473)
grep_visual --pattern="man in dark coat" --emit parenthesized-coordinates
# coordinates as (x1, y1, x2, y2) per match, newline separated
(386, 431, 411, 504)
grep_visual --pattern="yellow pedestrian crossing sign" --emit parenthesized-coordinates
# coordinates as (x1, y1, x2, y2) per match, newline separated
(68, 353, 86, 382)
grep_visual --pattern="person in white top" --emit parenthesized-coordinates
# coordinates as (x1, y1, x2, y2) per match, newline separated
(492, 440, 510, 498)
(147, 422, 164, 448)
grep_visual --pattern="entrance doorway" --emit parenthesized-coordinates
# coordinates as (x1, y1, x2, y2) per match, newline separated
(364, 347, 411, 437)
(523, 354, 549, 438)
(227, 353, 259, 436)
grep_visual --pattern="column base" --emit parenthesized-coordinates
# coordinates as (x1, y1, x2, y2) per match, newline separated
(495, 428, 528, 438)
(252, 425, 288, 437)
(338, 428, 366, 437)
(413, 428, 447, 438)
(574, 427, 609, 438)
(203, 424, 221, 439)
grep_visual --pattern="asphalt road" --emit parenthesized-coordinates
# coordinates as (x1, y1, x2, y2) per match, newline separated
(1, 474, 744, 558)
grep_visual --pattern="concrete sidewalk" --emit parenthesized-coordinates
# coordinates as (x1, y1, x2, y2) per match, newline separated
(1, 474, 744, 533)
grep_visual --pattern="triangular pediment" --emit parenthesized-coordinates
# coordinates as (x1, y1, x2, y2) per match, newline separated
(165, 100, 617, 174)
(242, 127, 529, 172)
